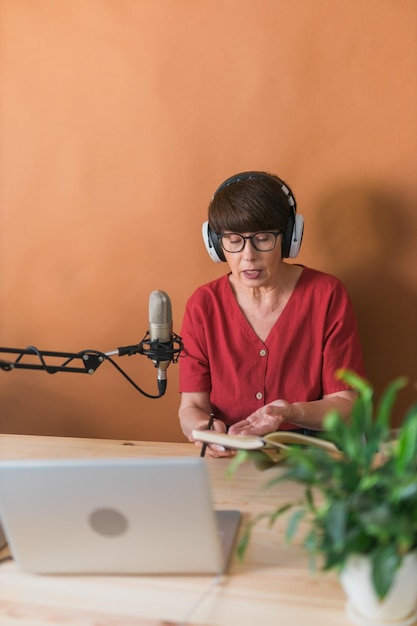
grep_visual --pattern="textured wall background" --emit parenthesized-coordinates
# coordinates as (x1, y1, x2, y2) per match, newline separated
(1, 0, 416, 440)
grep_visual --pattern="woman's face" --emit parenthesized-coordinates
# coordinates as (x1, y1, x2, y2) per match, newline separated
(222, 231, 284, 289)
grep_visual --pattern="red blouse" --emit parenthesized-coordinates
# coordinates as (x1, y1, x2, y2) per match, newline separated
(179, 267, 365, 428)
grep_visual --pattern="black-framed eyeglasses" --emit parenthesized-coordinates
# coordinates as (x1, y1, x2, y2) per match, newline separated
(219, 231, 282, 253)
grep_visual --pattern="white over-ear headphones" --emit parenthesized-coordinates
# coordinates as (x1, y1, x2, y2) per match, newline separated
(202, 172, 304, 263)
(202, 220, 224, 263)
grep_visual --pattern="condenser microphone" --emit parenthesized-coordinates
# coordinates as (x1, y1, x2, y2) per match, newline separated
(104, 290, 181, 397)
(148, 290, 173, 395)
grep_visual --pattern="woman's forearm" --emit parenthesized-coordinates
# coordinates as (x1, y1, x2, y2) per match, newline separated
(179, 406, 215, 439)
(289, 391, 356, 430)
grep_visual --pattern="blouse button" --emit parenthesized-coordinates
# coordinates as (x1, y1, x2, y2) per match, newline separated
(256, 392, 263, 400)
(259, 349, 267, 357)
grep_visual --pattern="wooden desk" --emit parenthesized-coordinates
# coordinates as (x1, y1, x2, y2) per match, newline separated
(0, 434, 350, 626)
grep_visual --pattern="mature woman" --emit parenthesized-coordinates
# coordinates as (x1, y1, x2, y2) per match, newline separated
(178, 171, 365, 457)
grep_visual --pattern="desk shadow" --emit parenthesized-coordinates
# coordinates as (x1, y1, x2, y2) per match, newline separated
(310, 180, 417, 425)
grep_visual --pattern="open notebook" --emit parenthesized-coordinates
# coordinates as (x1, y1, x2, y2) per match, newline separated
(0, 457, 241, 575)
(192, 429, 339, 453)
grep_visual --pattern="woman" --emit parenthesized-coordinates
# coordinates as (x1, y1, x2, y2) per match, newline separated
(178, 171, 365, 457)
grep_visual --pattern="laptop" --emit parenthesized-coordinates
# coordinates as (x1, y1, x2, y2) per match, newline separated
(0, 456, 241, 575)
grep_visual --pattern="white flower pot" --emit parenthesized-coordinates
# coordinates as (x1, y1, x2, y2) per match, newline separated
(340, 552, 417, 626)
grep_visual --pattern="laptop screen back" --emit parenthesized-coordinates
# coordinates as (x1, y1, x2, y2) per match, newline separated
(0, 456, 240, 575)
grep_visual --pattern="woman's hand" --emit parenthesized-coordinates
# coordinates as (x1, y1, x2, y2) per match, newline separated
(191, 417, 236, 458)
(193, 440, 236, 458)
(179, 392, 237, 458)
(228, 391, 357, 435)
(228, 400, 293, 436)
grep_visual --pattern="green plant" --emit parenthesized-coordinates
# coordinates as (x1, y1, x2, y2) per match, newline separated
(230, 370, 417, 600)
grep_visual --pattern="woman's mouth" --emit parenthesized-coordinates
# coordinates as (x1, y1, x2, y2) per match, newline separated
(242, 270, 262, 279)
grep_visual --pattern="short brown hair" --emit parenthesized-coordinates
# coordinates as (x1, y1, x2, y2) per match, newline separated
(208, 171, 295, 236)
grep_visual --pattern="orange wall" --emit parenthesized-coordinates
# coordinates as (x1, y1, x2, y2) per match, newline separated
(1, 0, 416, 440)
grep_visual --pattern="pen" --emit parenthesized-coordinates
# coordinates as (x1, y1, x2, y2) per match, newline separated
(200, 413, 215, 457)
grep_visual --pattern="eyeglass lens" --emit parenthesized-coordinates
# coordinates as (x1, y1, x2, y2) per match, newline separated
(220, 232, 280, 253)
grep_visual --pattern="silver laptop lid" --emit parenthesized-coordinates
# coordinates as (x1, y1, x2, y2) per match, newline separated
(0, 456, 240, 575)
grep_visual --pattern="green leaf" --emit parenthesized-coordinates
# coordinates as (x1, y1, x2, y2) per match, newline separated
(226, 450, 251, 477)
(268, 503, 294, 524)
(323, 409, 362, 460)
(336, 369, 372, 397)
(305, 486, 315, 510)
(304, 529, 319, 572)
(395, 426, 417, 474)
(286, 508, 306, 543)
(356, 504, 394, 542)
(236, 522, 253, 560)
(336, 369, 374, 439)
(227, 449, 285, 477)
(323, 410, 349, 448)
(326, 501, 347, 552)
(372, 544, 401, 600)
(393, 477, 417, 502)
(236, 504, 295, 561)
(267, 451, 319, 488)
(375, 377, 408, 431)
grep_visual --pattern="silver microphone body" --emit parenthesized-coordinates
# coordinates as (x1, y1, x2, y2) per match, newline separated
(104, 290, 175, 396)
(148, 290, 173, 385)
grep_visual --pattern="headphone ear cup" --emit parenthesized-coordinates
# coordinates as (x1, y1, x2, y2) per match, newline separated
(202, 221, 226, 263)
(286, 214, 304, 258)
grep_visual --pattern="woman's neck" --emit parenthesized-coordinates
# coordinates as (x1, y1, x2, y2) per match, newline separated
(228, 264, 303, 341)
